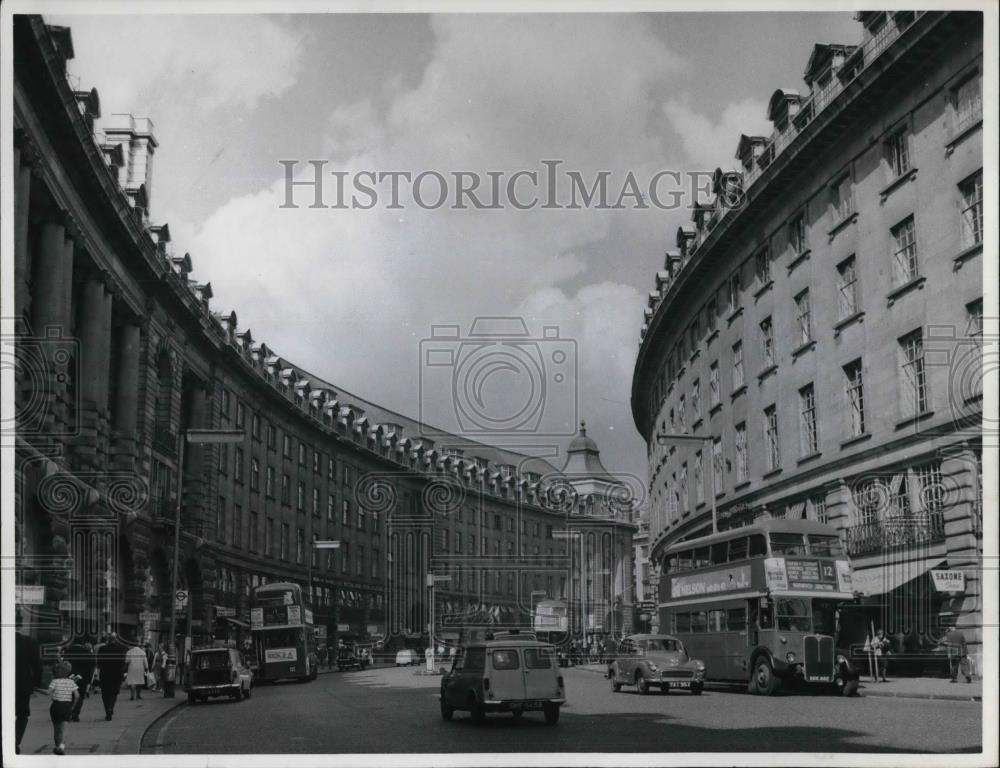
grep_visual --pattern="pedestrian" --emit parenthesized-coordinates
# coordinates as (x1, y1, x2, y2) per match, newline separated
(96, 632, 127, 721)
(63, 638, 95, 722)
(152, 643, 165, 691)
(871, 628, 890, 682)
(944, 626, 974, 683)
(162, 643, 178, 698)
(125, 640, 148, 700)
(15, 618, 44, 755)
(47, 660, 79, 756)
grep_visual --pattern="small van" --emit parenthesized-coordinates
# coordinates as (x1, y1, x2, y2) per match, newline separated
(440, 632, 565, 725)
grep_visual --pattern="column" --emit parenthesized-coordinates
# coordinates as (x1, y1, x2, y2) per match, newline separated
(114, 322, 142, 436)
(13, 140, 36, 318)
(79, 279, 109, 406)
(31, 218, 69, 334)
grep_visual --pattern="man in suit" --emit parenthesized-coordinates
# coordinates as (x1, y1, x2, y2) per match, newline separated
(15, 618, 44, 754)
(96, 632, 127, 720)
(945, 626, 973, 683)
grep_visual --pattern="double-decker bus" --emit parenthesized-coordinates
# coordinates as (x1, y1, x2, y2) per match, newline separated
(658, 519, 859, 696)
(532, 599, 570, 647)
(249, 582, 318, 683)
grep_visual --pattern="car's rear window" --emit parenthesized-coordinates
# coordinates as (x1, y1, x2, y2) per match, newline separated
(524, 647, 554, 669)
(491, 649, 520, 670)
(195, 652, 229, 670)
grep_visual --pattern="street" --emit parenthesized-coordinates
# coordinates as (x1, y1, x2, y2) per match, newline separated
(141, 666, 982, 754)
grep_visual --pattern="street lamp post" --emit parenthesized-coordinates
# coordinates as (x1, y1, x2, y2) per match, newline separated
(656, 432, 718, 535)
(168, 428, 244, 695)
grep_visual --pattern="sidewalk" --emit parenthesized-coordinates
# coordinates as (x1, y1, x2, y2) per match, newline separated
(17, 686, 184, 756)
(573, 663, 982, 702)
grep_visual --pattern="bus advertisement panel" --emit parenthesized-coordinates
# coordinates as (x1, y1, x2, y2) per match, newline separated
(657, 520, 860, 697)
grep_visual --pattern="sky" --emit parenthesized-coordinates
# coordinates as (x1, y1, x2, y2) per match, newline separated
(51, 9, 863, 497)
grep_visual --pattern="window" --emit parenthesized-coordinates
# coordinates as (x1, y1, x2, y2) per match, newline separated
(249, 511, 258, 551)
(959, 171, 983, 248)
(296, 481, 305, 511)
(281, 474, 291, 505)
(250, 457, 260, 492)
(298, 442, 307, 466)
(217, 443, 228, 474)
(712, 438, 723, 494)
(728, 271, 742, 312)
(679, 462, 689, 512)
(266, 423, 276, 450)
(837, 256, 859, 319)
(789, 213, 806, 255)
(265, 466, 275, 498)
(312, 487, 319, 517)
(220, 387, 231, 418)
(953, 72, 982, 133)
(899, 329, 928, 416)
(282, 434, 291, 458)
(216, 496, 226, 542)
(732, 342, 744, 389)
(357, 506, 365, 530)
(327, 494, 335, 521)
(491, 650, 520, 670)
(843, 359, 866, 438)
(341, 542, 349, 573)
(678, 394, 686, 431)
(755, 247, 771, 286)
(706, 297, 718, 334)
(265, 517, 274, 556)
(832, 174, 854, 221)
(887, 128, 910, 178)
(234, 447, 244, 483)
(892, 216, 918, 285)
(764, 405, 779, 471)
(251, 413, 260, 441)
(371, 551, 379, 579)
(280, 523, 289, 561)
(232, 505, 242, 547)
(356, 546, 364, 577)
(235, 401, 245, 429)
(328, 456, 336, 481)
(313, 451, 321, 474)
(709, 362, 720, 407)
(694, 450, 704, 505)
(692, 380, 702, 422)
(794, 290, 811, 345)
(759, 317, 774, 368)
(295, 528, 304, 564)
(342, 499, 350, 526)
(734, 423, 748, 483)
(810, 496, 829, 525)
(799, 384, 818, 455)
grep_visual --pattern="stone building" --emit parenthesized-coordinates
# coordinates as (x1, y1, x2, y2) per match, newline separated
(631, 12, 984, 667)
(10, 15, 635, 658)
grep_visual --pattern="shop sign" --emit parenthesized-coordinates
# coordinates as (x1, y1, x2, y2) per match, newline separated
(366, 625, 379, 635)
(215, 606, 236, 618)
(337, 623, 350, 632)
(931, 570, 965, 592)
(58, 600, 86, 612)
(250, 608, 264, 630)
(139, 611, 161, 622)
(16, 585, 45, 605)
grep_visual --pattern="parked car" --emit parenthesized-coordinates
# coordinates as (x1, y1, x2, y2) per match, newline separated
(440, 631, 565, 725)
(608, 634, 705, 695)
(395, 649, 419, 667)
(337, 644, 370, 671)
(186, 647, 253, 703)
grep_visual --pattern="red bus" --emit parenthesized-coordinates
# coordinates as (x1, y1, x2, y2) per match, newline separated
(250, 582, 318, 683)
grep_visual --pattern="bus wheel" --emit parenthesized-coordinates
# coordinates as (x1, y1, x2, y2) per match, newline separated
(842, 678, 859, 697)
(635, 673, 650, 695)
(691, 682, 703, 696)
(440, 700, 454, 721)
(753, 658, 779, 696)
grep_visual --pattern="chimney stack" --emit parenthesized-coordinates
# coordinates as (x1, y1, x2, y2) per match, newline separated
(102, 113, 158, 208)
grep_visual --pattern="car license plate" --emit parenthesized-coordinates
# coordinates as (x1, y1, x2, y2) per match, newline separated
(807, 675, 831, 682)
(668, 681, 690, 688)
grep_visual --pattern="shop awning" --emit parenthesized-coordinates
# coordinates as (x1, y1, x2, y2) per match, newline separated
(851, 557, 946, 597)
(220, 616, 249, 629)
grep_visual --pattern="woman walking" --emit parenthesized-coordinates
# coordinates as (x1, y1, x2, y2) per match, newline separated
(125, 642, 148, 701)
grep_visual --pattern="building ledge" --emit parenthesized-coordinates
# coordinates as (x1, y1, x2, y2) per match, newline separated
(706, 328, 719, 345)
(879, 167, 918, 203)
(692, 417, 704, 431)
(953, 242, 983, 270)
(731, 384, 747, 400)
(787, 248, 812, 273)
(827, 213, 858, 241)
(734, 480, 752, 491)
(757, 364, 778, 382)
(754, 279, 774, 300)
(689, 348, 701, 365)
(834, 310, 865, 336)
(887, 276, 926, 306)
(792, 340, 816, 359)
(840, 433, 872, 449)
(945, 118, 982, 156)
(727, 306, 744, 325)
(895, 410, 934, 430)
(762, 467, 783, 480)
(797, 451, 822, 466)
(709, 402, 722, 416)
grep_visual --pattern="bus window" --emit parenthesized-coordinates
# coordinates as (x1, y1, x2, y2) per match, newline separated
(726, 607, 747, 631)
(693, 547, 711, 568)
(758, 600, 774, 629)
(711, 542, 728, 564)
(775, 598, 811, 632)
(728, 537, 748, 561)
(808, 534, 844, 557)
(691, 611, 708, 633)
(675, 613, 691, 632)
(811, 599, 838, 636)
(749, 534, 767, 557)
(675, 550, 694, 570)
(708, 609, 725, 632)
(666, 553, 679, 572)
(770, 533, 807, 556)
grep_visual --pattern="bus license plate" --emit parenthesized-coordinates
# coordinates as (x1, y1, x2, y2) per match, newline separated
(668, 681, 690, 688)
(807, 676, 831, 682)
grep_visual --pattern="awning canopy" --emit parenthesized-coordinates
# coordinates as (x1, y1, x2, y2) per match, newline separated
(851, 557, 946, 597)
(220, 616, 249, 629)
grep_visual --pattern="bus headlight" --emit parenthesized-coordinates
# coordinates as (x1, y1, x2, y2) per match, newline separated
(779, 636, 788, 645)
(785, 652, 796, 664)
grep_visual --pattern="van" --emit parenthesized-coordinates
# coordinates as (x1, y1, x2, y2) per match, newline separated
(439, 633, 565, 725)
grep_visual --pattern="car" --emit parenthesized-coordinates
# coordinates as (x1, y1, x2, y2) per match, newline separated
(395, 649, 419, 667)
(440, 631, 565, 725)
(186, 647, 253, 703)
(608, 634, 706, 695)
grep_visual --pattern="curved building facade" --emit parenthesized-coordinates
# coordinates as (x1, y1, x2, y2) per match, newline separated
(11, 16, 635, 662)
(631, 12, 984, 667)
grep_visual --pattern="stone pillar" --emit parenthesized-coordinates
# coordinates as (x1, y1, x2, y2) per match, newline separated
(31, 219, 69, 334)
(79, 280, 108, 406)
(13, 141, 37, 319)
(114, 322, 142, 436)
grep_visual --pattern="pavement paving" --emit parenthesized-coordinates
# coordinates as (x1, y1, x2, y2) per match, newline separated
(16, 683, 184, 757)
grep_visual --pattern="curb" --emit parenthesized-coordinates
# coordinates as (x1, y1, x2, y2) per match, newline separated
(131, 698, 186, 755)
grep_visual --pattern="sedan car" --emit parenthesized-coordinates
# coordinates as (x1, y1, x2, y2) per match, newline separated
(186, 647, 253, 703)
(608, 634, 705, 695)
(395, 649, 419, 666)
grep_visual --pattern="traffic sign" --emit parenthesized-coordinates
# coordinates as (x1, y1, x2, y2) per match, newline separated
(175, 590, 189, 610)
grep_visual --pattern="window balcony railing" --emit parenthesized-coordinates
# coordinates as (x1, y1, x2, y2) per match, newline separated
(845, 511, 945, 557)
(152, 424, 177, 456)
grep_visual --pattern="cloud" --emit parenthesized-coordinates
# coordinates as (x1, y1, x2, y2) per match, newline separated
(662, 97, 772, 170)
(56, 15, 303, 115)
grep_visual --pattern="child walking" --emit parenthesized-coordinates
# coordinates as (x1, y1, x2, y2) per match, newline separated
(47, 661, 78, 755)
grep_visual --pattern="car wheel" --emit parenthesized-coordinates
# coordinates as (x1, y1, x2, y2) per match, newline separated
(543, 704, 560, 725)
(187, 692, 197, 704)
(440, 700, 454, 721)
(244, 684, 252, 700)
(691, 682, 703, 696)
(469, 696, 486, 725)
(611, 667, 622, 693)
(636, 673, 649, 695)
(752, 657, 779, 696)
(234, 686, 244, 702)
